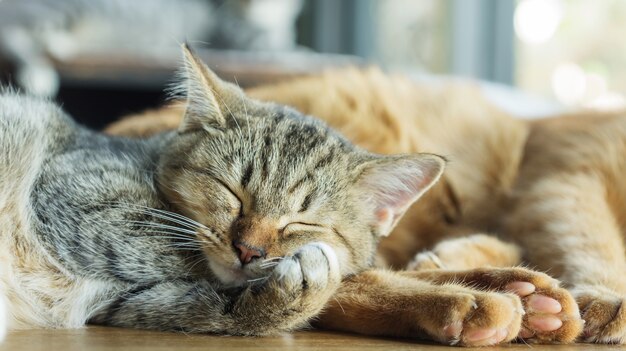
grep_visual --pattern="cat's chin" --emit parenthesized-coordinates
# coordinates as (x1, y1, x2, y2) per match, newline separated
(207, 258, 253, 287)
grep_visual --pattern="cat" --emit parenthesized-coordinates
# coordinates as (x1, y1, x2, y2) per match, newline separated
(104, 66, 587, 345)
(2, 44, 559, 347)
(0, 0, 303, 97)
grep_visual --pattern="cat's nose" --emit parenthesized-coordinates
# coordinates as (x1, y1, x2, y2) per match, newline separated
(233, 240, 266, 265)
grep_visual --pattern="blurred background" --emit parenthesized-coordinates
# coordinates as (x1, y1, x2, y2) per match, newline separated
(0, 0, 624, 128)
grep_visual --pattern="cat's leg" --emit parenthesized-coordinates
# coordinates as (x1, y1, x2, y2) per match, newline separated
(316, 269, 523, 346)
(508, 173, 626, 343)
(400, 267, 583, 343)
(91, 243, 340, 335)
(408, 234, 522, 270)
(316, 267, 581, 346)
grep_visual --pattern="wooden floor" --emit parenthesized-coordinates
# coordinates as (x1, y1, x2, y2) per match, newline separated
(0, 327, 622, 351)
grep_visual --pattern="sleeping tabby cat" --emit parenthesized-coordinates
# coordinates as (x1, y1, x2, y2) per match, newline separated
(0, 44, 445, 334)
(109, 67, 626, 344)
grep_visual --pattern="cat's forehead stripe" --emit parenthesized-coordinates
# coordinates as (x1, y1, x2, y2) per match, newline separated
(240, 162, 254, 187)
(227, 112, 350, 214)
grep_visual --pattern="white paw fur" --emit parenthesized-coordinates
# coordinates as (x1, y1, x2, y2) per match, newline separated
(273, 242, 340, 291)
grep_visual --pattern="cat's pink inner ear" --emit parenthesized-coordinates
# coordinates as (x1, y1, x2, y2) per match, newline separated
(360, 154, 445, 236)
(374, 207, 395, 236)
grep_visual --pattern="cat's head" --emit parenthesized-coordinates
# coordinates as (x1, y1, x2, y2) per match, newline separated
(157, 45, 445, 286)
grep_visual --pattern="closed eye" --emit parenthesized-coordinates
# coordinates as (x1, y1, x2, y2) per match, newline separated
(186, 167, 244, 216)
(213, 178, 244, 216)
(282, 222, 325, 236)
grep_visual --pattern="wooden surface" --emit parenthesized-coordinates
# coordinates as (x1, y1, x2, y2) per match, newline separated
(0, 327, 621, 351)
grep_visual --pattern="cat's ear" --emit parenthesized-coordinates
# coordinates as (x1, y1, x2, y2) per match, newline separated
(356, 153, 445, 237)
(176, 44, 239, 132)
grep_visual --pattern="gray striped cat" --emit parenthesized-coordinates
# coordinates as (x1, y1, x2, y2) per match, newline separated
(0, 45, 444, 337)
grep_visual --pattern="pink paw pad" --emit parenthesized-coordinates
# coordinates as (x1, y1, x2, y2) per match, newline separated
(506, 281, 566, 337)
(506, 281, 536, 297)
(528, 294, 562, 314)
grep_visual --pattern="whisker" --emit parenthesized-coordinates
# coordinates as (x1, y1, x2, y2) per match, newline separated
(259, 263, 279, 269)
(215, 90, 245, 145)
(164, 247, 204, 252)
(88, 217, 194, 241)
(259, 263, 278, 266)
(111, 207, 199, 231)
(234, 77, 252, 147)
(186, 255, 209, 274)
(143, 206, 209, 230)
(122, 208, 200, 231)
(108, 201, 208, 230)
(141, 233, 216, 247)
(117, 220, 198, 236)
(247, 276, 269, 283)
(158, 240, 204, 247)
(138, 232, 199, 240)
(144, 234, 203, 243)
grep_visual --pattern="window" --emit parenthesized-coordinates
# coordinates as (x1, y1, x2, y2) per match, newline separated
(515, 0, 626, 110)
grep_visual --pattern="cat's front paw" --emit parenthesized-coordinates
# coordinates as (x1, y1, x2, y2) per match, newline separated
(430, 290, 523, 346)
(269, 242, 341, 310)
(572, 285, 626, 343)
(234, 243, 341, 335)
(456, 267, 584, 343)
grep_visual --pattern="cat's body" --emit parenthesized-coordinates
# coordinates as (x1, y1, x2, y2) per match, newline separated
(0, 93, 175, 329)
(0, 51, 380, 336)
(107, 67, 626, 343)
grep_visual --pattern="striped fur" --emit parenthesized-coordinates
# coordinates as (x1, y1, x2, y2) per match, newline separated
(0, 48, 444, 338)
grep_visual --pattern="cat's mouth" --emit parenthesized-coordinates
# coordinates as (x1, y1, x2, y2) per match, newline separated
(207, 257, 265, 287)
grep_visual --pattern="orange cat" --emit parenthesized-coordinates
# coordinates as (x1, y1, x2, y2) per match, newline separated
(105, 67, 626, 344)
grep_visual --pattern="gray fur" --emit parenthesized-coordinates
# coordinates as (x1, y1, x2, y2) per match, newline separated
(0, 50, 443, 335)
(0, 90, 347, 334)
(0, 92, 364, 334)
